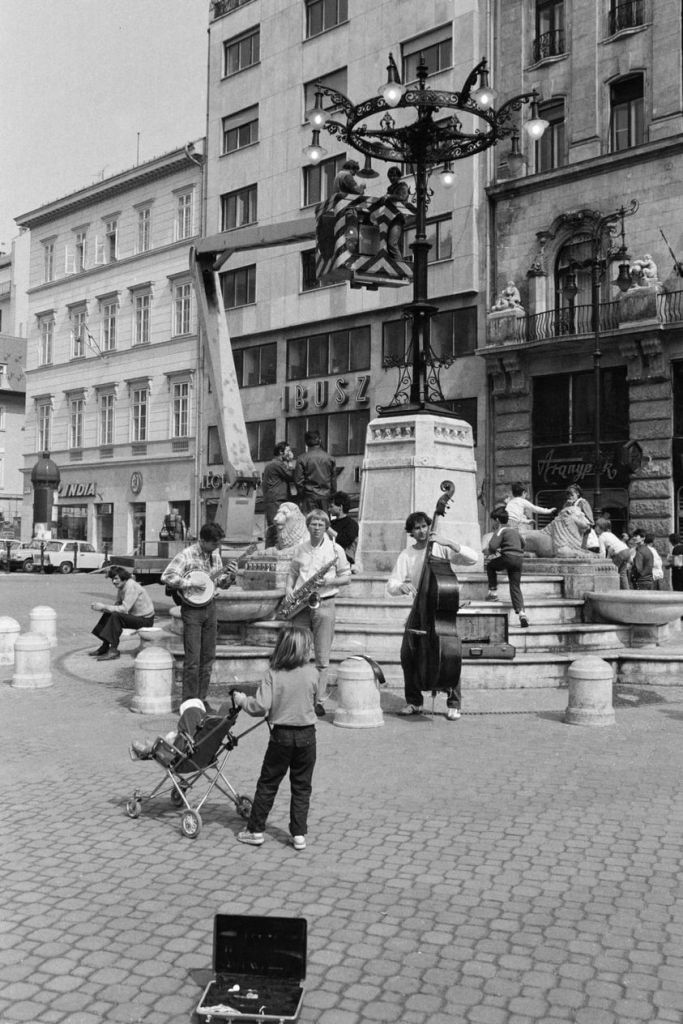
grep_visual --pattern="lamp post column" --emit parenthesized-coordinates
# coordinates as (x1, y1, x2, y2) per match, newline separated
(591, 251, 603, 516)
(407, 143, 435, 409)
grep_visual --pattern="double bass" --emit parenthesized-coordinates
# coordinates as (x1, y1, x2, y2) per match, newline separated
(402, 480, 462, 697)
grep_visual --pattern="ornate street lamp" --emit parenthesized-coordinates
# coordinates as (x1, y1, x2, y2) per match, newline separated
(560, 200, 638, 514)
(305, 54, 548, 416)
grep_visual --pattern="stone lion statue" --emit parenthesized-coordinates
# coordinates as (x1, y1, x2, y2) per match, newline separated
(266, 502, 308, 554)
(523, 504, 596, 559)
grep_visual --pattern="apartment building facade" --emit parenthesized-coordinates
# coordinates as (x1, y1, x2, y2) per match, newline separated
(16, 143, 205, 551)
(486, 0, 683, 538)
(202, 0, 500, 519)
(0, 236, 29, 531)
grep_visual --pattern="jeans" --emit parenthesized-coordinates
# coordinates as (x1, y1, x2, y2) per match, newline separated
(486, 554, 525, 613)
(611, 549, 632, 590)
(292, 599, 335, 698)
(181, 602, 217, 701)
(93, 611, 154, 647)
(247, 725, 317, 836)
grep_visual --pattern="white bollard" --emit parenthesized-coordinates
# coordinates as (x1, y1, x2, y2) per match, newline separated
(131, 645, 173, 715)
(565, 655, 615, 727)
(0, 616, 21, 665)
(333, 657, 384, 729)
(29, 606, 58, 649)
(12, 632, 52, 689)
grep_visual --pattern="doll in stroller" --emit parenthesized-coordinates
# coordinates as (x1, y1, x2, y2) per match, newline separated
(126, 696, 264, 838)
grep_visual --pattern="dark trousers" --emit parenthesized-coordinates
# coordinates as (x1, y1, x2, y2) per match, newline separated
(299, 493, 329, 515)
(247, 725, 317, 836)
(487, 554, 525, 613)
(400, 634, 461, 709)
(93, 611, 154, 648)
(181, 602, 217, 701)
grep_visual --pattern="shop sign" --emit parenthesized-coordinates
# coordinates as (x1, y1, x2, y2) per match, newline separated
(282, 375, 370, 412)
(130, 471, 143, 495)
(201, 471, 227, 491)
(533, 443, 630, 492)
(57, 481, 97, 498)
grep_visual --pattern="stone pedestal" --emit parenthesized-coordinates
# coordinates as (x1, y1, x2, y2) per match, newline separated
(131, 646, 173, 715)
(333, 658, 384, 729)
(0, 616, 21, 665)
(524, 558, 619, 597)
(487, 307, 526, 345)
(11, 632, 52, 689)
(565, 656, 615, 727)
(29, 605, 57, 648)
(356, 414, 483, 574)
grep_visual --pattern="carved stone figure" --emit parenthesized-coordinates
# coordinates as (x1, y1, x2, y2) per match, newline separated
(523, 504, 597, 559)
(630, 254, 658, 287)
(491, 280, 523, 312)
(266, 502, 308, 555)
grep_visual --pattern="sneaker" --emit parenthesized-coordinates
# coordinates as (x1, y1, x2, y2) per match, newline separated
(446, 707, 461, 721)
(519, 613, 529, 628)
(485, 591, 499, 602)
(129, 740, 153, 760)
(292, 835, 306, 851)
(399, 704, 422, 716)
(237, 830, 264, 846)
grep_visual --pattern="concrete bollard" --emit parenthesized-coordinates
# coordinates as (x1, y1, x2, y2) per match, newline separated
(131, 645, 173, 715)
(333, 657, 384, 729)
(0, 616, 21, 665)
(29, 605, 58, 649)
(138, 626, 166, 645)
(565, 655, 615, 727)
(11, 632, 52, 689)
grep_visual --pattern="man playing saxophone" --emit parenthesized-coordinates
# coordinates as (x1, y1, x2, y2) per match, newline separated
(285, 508, 352, 711)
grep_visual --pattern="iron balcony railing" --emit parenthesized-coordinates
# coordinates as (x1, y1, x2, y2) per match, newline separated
(532, 29, 566, 63)
(608, 0, 644, 35)
(658, 289, 683, 323)
(522, 301, 620, 343)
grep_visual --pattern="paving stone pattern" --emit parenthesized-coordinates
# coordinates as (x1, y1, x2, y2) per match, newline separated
(1, 574, 683, 1024)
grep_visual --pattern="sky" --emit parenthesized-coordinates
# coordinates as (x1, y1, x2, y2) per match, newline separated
(0, 0, 209, 252)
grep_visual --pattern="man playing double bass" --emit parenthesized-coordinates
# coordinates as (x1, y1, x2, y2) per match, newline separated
(386, 510, 478, 720)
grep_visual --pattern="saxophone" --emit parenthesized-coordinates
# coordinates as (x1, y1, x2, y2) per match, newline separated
(276, 558, 337, 620)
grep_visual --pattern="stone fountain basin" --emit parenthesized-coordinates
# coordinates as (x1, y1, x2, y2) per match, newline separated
(585, 591, 683, 626)
(215, 588, 284, 622)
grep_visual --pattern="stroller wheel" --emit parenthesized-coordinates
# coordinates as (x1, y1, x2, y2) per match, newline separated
(181, 810, 202, 838)
(236, 796, 253, 820)
(126, 798, 142, 819)
(170, 788, 184, 807)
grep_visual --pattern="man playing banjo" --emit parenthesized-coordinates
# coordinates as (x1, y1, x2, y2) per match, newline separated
(161, 522, 237, 705)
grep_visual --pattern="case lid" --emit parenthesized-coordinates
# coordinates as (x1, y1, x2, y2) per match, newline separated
(213, 916, 307, 981)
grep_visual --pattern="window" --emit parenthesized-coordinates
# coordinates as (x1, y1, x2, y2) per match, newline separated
(533, 1, 565, 62)
(246, 418, 276, 461)
(101, 301, 117, 352)
(301, 250, 320, 291)
(220, 185, 258, 230)
(221, 265, 256, 307)
(68, 396, 84, 449)
(0, 406, 5, 430)
(535, 98, 566, 171)
(382, 308, 476, 364)
(286, 326, 370, 380)
(137, 207, 152, 253)
(326, 409, 369, 456)
(173, 282, 192, 335)
(104, 219, 118, 261)
(171, 380, 190, 438)
(131, 386, 148, 442)
(305, 0, 348, 39)
(43, 241, 55, 283)
(75, 231, 87, 271)
(38, 317, 54, 365)
(212, 0, 253, 15)
(610, 75, 644, 151)
(303, 154, 345, 206)
(207, 425, 222, 465)
(222, 106, 259, 154)
(404, 215, 453, 262)
(99, 391, 115, 446)
(234, 343, 277, 386)
(70, 308, 87, 359)
(304, 68, 348, 117)
(609, 0, 644, 35)
(532, 368, 628, 446)
(402, 25, 452, 82)
(176, 191, 194, 240)
(37, 401, 52, 451)
(223, 27, 260, 76)
(133, 292, 151, 346)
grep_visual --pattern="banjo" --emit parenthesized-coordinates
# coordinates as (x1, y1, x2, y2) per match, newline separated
(175, 542, 260, 607)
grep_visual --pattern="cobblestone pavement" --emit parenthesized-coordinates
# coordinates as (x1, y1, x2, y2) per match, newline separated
(2, 574, 683, 1024)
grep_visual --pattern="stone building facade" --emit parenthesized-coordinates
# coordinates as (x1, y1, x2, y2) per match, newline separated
(484, 0, 683, 542)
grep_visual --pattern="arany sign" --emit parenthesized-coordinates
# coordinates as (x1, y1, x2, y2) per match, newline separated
(282, 375, 370, 412)
(57, 481, 97, 498)
(533, 443, 632, 492)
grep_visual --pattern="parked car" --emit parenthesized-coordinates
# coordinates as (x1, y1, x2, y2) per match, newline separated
(33, 540, 106, 574)
(1, 540, 43, 572)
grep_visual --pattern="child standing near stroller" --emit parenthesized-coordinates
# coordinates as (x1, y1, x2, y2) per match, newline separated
(232, 625, 323, 851)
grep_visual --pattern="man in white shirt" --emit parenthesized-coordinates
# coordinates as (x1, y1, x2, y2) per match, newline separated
(595, 517, 632, 590)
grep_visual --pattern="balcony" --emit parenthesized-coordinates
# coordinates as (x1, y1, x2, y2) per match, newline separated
(532, 29, 566, 63)
(608, 0, 644, 35)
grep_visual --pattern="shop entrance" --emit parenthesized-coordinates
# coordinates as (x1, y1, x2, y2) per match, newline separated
(57, 505, 88, 540)
(131, 503, 146, 555)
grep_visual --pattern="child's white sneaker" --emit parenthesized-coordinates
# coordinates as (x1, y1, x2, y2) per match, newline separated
(292, 835, 306, 851)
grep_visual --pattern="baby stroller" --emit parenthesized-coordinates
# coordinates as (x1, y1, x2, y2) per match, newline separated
(125, 700, 264, 839)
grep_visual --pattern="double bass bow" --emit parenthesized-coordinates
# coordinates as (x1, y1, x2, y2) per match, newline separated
(402, 480, 463, 696)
